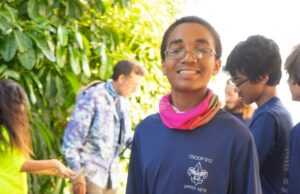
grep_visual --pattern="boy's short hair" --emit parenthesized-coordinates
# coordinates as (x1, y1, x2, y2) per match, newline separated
(224, 35, 282, 86)
(160, 16, 222, 61)
(112, 60, 145, 81)
(285, 44, 300, 85)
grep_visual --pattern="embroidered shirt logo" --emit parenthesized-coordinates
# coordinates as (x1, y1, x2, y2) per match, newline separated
(187, 161, 208, 185)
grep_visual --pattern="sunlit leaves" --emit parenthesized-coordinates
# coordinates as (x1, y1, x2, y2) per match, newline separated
(57, 25, 68, 46)
(55, 44, 67, 68)
(27, 31, 55, 62)
(68, 46, 81, 75)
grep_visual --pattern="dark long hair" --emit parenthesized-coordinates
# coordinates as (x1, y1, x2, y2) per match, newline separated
(0, 79, 32, 158)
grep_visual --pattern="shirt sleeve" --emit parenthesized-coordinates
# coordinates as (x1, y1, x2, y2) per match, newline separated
(229, 135, 262, 194)
(126, 132, 143, 194)
(249, 112, 277, 165)
(62, 92, 95, 171)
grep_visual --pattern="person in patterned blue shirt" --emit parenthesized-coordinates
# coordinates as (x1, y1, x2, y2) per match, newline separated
(62, 60, 144, 194)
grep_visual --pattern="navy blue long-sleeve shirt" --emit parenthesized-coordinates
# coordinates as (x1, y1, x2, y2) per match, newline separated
(126, 110, 262, 194)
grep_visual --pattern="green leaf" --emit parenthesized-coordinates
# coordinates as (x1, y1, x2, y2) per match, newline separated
(0, 34, 17, 61)
(14, 30, 33, 52)
(64, 71, 80, 92)
(23, 76, 37, 104)
(27, 0, 39, 19)
(17, 49, 36, 70)
(0, 17, 13, 32)
(29, 72, 43, 90)
(82, 34, 91, 56)
(100, 43, 107, 65)
(38, 2, 52, 18)
(57, 25, 68, 46)
(0, 65, 8, 75)
(55, 75, 65, 105)
(0, 4, 17, 23)
(27, 31, 55, 62)
(56, 44, 67, 68)
(75, 31, 83, 49)
(45, 72, 56, 97)
(82, 54, 91, 77)
(2, 70, 20, 80)
(66, 0, 83, 18)
(100, 56, 112, 80)
(69, 46, 81, 75)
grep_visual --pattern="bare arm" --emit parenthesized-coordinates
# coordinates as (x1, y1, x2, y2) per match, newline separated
(21, 159, 74, 178)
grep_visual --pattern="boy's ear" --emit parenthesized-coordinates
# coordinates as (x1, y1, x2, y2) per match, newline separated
(117, 74, 126, 83)
(260, 74, 269, 84)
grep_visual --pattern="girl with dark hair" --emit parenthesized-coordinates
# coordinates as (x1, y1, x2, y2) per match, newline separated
(0, 79, 74, 194)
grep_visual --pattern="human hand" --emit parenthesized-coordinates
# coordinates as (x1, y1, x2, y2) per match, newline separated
(72, 174, 86, 194)
(52, 159, 75, 178)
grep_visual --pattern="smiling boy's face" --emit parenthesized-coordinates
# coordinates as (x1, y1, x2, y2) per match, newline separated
(162, 23, 221, 94)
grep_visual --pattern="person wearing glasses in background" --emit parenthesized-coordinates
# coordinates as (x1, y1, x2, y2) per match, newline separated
(284, 44, 300, 194)
(126, 16, 262, 194)
(224, 35, 292, 194)
(224, 78, 254, 126)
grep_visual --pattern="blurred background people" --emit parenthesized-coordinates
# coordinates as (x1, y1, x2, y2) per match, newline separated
(224, 35, 292, 194)
(224, 78, 254, 125)
(62, 60, 144, 194)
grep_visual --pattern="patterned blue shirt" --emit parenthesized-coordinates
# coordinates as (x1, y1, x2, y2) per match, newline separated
(62, 80, 132, 189)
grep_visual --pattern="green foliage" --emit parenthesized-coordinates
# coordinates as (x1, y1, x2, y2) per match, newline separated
(0, 0, 178, 193)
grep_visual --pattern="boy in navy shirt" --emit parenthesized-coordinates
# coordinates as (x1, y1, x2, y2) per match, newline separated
(284, 44, 300, 194)
(224, 35, 293, 194)
(126, 16, 262, 194)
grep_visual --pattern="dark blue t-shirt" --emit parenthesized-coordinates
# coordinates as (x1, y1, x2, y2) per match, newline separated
(288, 122, 300, 194)
(126, 110, 262, 194)
(228, 111, 252, 126)
(249, 97, 292, 194)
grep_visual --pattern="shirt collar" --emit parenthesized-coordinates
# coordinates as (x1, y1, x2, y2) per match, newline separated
(105, 79, 120, 99)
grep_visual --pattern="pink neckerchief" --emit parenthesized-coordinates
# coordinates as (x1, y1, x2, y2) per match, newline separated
(159, 89, 222, 130)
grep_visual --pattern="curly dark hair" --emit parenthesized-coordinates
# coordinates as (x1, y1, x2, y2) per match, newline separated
(224, 35, 282, 86)
(160, 16, 222, 61)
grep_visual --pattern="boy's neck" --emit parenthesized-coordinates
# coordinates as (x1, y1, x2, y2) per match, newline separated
(256, 86, 277, 107)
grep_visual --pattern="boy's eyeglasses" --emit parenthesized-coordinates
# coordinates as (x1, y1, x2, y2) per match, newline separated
(228, 78, 249, 88)
(165, 48, 216, 60)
